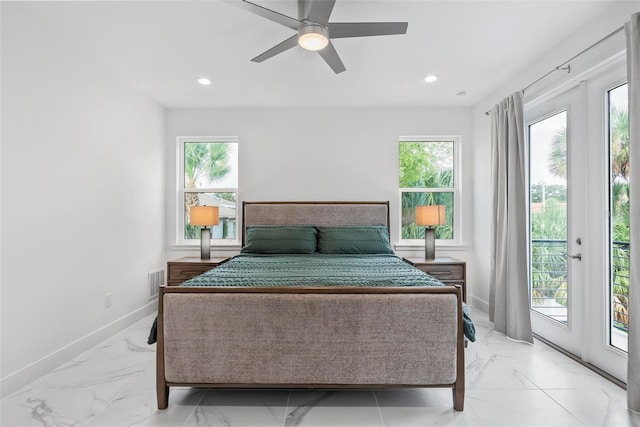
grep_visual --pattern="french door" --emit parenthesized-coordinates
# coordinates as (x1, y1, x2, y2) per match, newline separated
(527, 84, 586, 356)
(526, 57, 629, 382)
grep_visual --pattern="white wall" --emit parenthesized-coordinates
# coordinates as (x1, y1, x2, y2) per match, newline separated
(470, 2, 639, 312)
(0, 4, 166, 396)
(165, 106, 475, 269)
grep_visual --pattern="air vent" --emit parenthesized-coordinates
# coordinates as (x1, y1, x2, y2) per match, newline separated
(148, 269, 165, 299)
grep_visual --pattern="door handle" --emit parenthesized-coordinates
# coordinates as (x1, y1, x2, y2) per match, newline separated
(569, 253, 582, 261)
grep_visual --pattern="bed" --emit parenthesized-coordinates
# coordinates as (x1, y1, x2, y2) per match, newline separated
(156, 201, 472, 411)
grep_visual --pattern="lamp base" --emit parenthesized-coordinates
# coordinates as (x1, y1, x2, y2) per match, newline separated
(200, 227, 211, 260)
(425, 227, 436, 260)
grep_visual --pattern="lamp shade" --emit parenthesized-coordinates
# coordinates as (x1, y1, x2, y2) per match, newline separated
(416, 205, 446, 226)
(189, 206, 219, 226)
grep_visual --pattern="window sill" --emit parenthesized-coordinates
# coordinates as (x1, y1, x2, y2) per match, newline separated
(394, 242, 470, 252)
(171, 243, 470, 252)
(170, 243, 242, 252)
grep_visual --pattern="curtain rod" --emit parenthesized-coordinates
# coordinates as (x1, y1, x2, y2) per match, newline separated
(485, 24, 625, 116)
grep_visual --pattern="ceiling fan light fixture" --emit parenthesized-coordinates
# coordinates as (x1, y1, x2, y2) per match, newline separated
(234, 0, 408, 74)
(298, 24, 329, 51)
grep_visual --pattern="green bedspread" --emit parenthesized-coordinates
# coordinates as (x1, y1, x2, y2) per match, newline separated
(180, 253, 475, 342)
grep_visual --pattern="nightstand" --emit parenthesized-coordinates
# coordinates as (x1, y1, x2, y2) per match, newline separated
(403, 257, 467, 302)
(167, 257, 230, 286)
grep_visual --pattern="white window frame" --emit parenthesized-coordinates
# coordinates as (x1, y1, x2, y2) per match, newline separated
(397, 135, 462, 247)
(176, 136, 239, 246)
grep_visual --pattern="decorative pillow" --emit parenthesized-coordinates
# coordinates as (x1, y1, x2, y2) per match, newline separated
(241, 225, 318, 254)
(317, 225, 394, 254)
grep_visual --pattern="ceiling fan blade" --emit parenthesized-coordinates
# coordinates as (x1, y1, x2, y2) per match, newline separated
(318, 41, 345, 74)
(307, 0, 336, 26)
(230, 0, 302, 30)
(251, 35, 299, 63)
(328, 22, 408, 38)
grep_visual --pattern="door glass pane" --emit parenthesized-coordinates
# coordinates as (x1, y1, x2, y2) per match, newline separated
(608, 83, 629, 352)
(529, 111, 569, 324)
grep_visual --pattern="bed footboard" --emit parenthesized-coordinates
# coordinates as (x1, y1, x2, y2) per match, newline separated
(156, 286, 465, 411)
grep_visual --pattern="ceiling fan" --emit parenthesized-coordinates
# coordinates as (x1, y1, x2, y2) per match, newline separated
(230, 0, 408, 74)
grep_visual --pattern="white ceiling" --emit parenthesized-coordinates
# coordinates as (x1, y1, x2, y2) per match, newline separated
(15, 0, 626, 108)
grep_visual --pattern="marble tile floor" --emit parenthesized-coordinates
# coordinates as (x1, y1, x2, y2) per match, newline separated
(2, 309, 639, 427)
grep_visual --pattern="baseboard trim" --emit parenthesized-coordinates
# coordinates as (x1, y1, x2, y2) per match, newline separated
(1, 301, 157, 398)
(471, 296, 489, 314)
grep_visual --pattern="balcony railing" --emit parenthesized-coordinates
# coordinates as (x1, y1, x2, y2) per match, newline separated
(612, 241, 630, 332)
(530, 239, 568, 323)
(530, 239, 630, 332)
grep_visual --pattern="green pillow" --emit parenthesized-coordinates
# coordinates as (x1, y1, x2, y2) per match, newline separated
(317, 225, 394, 254)
(242, 225, 318, 254)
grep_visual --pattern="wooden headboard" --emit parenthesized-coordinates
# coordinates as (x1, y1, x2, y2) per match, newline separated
(241, 201, 390, 246)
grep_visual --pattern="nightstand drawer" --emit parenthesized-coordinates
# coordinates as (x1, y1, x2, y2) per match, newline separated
(168, 264, 215, 283)
(419, 264, 464, 280)
(403, 257, 466, 302)
(167, 257, 229, 285)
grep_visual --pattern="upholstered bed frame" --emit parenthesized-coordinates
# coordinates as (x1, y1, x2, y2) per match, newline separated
(156, 201, 465, 410)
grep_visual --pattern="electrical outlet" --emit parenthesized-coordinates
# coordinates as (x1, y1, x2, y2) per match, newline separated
(105, 293, 112, 308)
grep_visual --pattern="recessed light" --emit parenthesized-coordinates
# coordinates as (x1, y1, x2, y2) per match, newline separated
(424, 75, 439, 83)
(456, 91, 467, 96)
(198, 78, 212, 86)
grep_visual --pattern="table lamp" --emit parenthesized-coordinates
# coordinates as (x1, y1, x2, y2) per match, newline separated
(189, 205, 219, 260)
(416, 205, 446, 260)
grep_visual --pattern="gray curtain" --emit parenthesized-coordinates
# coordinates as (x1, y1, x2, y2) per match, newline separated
(626, 11, 639, 413)
(489, 91, 533, 344)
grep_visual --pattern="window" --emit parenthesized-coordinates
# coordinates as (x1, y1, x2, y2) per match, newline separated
(178, 137, 239, 244)
(399, 136, 460, 243)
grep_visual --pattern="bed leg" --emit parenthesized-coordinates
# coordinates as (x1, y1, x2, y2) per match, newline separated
(157, 383, 169, 410)
(453, 286, 465, 411)
(156, 290, 168, 409)
(453, 386, 464, 411)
